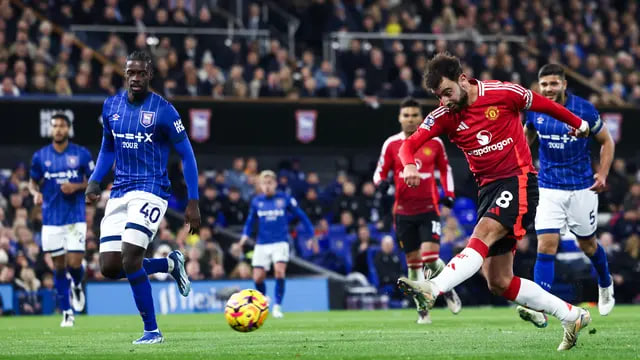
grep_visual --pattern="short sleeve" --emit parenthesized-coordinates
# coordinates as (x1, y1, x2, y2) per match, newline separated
(500, 82, 533, 112)
(585, 104, 603, 135)
(525, 112, 536, 129)
(159, 103, 188, 143)
(30, 151, 43, 181)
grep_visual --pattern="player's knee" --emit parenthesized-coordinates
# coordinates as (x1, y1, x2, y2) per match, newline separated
(487, 277, 511, 296)
(100, 263, 122, 279)
(121, 253, 143, 274)
(472, 218, 507, 246)
(537, 241, 557, 255)
(577, 238, 597, 256)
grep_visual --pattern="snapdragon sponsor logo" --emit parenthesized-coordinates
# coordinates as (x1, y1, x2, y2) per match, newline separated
(467, 137, 514, 157)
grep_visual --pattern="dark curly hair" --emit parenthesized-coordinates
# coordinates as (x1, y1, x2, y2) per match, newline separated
(423, 53, 463, 91)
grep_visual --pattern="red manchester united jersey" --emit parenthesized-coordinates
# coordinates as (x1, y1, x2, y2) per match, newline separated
(374, 132, 454, 215)
(399, 80, 584, 187)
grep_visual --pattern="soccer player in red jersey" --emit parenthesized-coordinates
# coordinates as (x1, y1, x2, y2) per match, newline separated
(396, 53, 591, 351)
(374, 98, 461, 324)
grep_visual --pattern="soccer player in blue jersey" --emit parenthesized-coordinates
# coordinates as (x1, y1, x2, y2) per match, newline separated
(518, 64, 616, 327)
(85, 51, 201, 344)
(29, 114, 93, 327)
(239, 170, 315, 318)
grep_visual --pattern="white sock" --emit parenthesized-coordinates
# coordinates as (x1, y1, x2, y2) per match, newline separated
(167, 258, 175, 272)
(431, 238, 487, 295)
(505, 277, 580, 323)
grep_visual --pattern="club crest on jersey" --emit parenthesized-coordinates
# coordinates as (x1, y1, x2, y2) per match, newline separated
(139, 111, 155, 128)
(44, 160, 52, 167)
(111, 114, 120, 121)
(423, 148, 433, 156)
(275, 198, 285, 208)
(485, 106, 499, 121)
(66, 156, 79, 168)
(536, 116, 544, 124)
(420, 115, 435, 130)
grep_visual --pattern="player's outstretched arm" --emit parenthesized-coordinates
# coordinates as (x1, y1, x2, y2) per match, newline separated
(528, 92, 589, 137)
(399, 111, 446, 187)
(86, 131, 115, 204)
(590, 126, 615, 192)
(174, 138, 201, 234)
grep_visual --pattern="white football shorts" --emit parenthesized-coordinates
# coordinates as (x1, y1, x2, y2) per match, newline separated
(535, 187, 598, 238)
(99, 191, 168, 252)
(41, 222, 87, 257)
(251, 242, 290, 271)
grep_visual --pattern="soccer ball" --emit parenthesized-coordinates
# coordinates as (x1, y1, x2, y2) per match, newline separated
(224, 289, 269, 332)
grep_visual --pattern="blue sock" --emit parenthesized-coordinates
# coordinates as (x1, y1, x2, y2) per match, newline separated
(275, 278, 285, 305)
(534, 253, 555, 292)
(143, 258, 169, 274)
(54, 270, 71, 311)
(115, 258, 170, 279)
(589, 244, 612, 287)
(67, 265, 84, 286)
(126, 268, 158, 332)
(255, 281, 266, 296)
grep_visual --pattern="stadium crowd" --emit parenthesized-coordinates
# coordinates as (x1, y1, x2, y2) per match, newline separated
(1, 154, 640, 313)
(0, 0, 638, 104)
(0, 0, 640, 312)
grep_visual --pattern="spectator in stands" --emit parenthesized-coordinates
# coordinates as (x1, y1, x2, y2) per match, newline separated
(610, 234, 640, 303)
(333, 181, 359, 223)
(351, 225, 376, 278)
(229, 261, 251, 279)
(357, 181, 381, 225)
(374, 235, 404, 289)
(623, 182, 640, 211)
(225, 158, 249, 197)
(186, 259, 204, 280)
(222, 187, 248, 228)
(15, 267, 42, 314)
(301, 187, 325, 225)
(0, 76, 19, 96)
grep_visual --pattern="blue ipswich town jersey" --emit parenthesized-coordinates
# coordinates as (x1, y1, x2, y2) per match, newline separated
(102, 91, 187, 199)
(30, 143, 94, 225)
(526, 93, 603, 190)
(243, 192, 314, 245)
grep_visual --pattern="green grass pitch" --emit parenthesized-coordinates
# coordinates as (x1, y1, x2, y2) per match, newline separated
(1, 305, 639, 359)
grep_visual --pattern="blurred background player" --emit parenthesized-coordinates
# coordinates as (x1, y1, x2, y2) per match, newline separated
(85, 51, 201, 344)
(29, 113, 93, 327)
(239, 170, 315, 318)
(373, 97, 461, 324)
(396, 53, 593, 351)
(517, 64, 616, 327)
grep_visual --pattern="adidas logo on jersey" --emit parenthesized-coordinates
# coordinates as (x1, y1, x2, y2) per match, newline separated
(456, 122, 469, 131)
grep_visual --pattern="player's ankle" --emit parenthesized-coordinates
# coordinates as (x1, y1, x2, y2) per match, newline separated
(167, 258, 175, 272)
